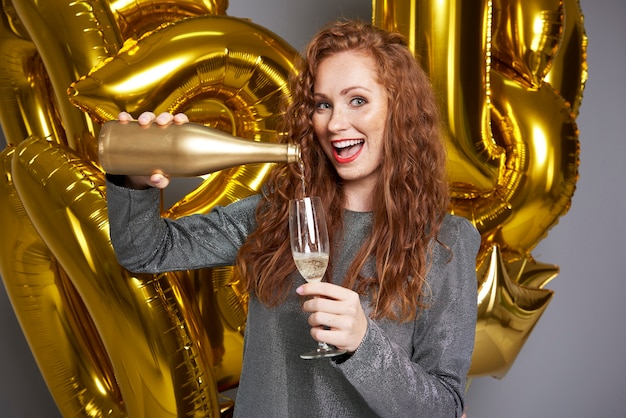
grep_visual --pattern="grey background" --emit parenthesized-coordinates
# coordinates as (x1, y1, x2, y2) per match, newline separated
(1, 0, 624, 417)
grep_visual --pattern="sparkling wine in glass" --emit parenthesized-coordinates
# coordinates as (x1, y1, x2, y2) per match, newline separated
(289, 196, 347, 359)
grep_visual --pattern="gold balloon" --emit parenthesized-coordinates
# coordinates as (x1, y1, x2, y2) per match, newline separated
(11, 136, 220, 417)
(471, 245, 555, 378)
(3, 0, 223, 154)
(173, 267, 248, 392)
(10, 0, 119, 150)
(0, 6, 62, 148)
(1, 1, 297, 416)
(0, 146, 125, 416)
(374, 0, 586, 377)
(108, 0, 228, 40)
(67, 14, 298, 215)
(68, 15, 297, 399)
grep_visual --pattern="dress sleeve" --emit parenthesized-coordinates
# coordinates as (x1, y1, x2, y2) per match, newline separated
(106, 178, 261, 273)
(335, 215, 480, 418)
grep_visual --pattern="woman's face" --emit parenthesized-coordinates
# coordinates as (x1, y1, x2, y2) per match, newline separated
(312, 51, 389, 196)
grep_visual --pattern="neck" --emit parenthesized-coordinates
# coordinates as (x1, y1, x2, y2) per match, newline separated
(343, 187, 374, 212)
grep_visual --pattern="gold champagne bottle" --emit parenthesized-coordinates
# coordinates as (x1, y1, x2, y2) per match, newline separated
(98, 120, 300, 176)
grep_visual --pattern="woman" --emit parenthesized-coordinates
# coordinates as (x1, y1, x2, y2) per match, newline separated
(107, 19, 480, 417)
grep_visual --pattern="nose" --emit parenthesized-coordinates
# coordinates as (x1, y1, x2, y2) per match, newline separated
(327, 107, 348, 133)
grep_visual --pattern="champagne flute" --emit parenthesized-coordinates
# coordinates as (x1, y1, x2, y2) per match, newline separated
(289, 196, 347, 359)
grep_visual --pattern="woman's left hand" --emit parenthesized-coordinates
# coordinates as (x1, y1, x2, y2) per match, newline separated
(296, 282, 368, 353)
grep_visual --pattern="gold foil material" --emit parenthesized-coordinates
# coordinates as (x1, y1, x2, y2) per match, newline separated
(0, 2, 297, 417)
(374, 0, 586, 378)
(99, 121, 300, 176)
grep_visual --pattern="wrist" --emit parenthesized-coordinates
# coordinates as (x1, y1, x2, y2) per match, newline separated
(124, 175, 152, 190)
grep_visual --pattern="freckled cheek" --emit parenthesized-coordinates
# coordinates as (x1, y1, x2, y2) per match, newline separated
(312, 118, 331, 149)
(315, 138, 334, 160)
(312, 115, 325, 135)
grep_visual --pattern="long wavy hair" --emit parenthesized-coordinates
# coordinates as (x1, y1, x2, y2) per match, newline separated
(236, 19, 449, 321)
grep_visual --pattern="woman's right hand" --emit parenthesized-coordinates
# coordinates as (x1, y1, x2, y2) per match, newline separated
(118, 111, 190, 189)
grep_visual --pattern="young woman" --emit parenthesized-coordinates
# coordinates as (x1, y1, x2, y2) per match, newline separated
(107, 19, 480, 417)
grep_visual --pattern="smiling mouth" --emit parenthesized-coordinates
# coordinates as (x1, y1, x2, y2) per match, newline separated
(332, 139, 364, 163)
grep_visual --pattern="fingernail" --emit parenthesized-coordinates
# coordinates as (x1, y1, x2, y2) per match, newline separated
(296, 286, 303, 294)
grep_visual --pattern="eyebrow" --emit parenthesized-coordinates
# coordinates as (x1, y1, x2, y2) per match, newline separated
(313, 86, 373, 98)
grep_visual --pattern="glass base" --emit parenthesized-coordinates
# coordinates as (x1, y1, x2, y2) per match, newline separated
(300, 344, 347, 360)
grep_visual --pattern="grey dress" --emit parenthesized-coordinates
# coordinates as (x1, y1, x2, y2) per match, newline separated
(106, 180, 480, 418)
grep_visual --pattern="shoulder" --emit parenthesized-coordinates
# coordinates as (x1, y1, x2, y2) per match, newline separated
(431, 214, 481, 273)
(438, 214, 480, 248)
(428, 214, 480, 302)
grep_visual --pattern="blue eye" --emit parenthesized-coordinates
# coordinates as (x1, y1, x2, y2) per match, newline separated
(316, 101, 331, 110)
(351, 97, 366, 106)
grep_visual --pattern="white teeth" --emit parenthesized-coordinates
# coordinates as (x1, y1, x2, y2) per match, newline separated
(332, 139, 364, 149)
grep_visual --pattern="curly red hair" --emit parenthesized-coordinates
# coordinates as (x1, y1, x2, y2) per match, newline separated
(237, 19, 449, 321)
